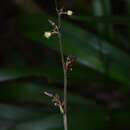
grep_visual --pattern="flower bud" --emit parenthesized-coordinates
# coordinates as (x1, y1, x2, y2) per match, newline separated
(67, 10, 73, 16)
(44, 32, 52, 39)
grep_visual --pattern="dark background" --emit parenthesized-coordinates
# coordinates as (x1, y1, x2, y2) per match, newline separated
(0, 0, 130, 130)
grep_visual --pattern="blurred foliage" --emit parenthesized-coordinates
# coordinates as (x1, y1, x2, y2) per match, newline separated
(0, 0, 130, 130)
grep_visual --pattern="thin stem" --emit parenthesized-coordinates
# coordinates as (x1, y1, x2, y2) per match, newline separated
(57, 13, 68, 130)
(57, 14, 67, 113)
(54, 0, 58, 11)
(63, 114, 68, 130)
(54, 1, 68, 130)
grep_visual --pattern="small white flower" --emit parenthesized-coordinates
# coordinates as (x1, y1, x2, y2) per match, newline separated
(67, 10, 73, 16)
(44, 32, 52, 39)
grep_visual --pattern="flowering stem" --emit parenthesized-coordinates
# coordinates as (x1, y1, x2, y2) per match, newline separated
(55, 1, 68, 130)
(57, 12, 68, 130)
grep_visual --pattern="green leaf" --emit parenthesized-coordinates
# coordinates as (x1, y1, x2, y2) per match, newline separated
(0, 83, 108, 130)
(0, 66, 102, 84)
(20, 14, 130, 87)
(0, 82, 89, 106)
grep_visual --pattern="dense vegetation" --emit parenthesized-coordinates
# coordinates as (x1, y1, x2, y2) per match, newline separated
(0, 0, 130, 130)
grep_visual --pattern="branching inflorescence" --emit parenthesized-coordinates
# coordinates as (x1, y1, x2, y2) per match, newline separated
(44, 1, 74, 130)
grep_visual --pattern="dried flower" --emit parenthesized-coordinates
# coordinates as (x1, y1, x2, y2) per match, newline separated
(67, 10, 73, 16)
(65, 56, 76, 71)
(44, 32, 52, 39)
(44, 91, 64, 114)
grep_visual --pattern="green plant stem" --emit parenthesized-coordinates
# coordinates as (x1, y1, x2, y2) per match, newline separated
(57, 13, 68, 130)
(54, 1, 68, 130)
